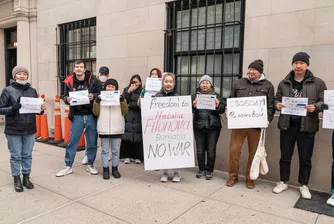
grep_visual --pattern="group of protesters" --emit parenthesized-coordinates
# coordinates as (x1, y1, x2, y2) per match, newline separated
(0, 52, 333, 207)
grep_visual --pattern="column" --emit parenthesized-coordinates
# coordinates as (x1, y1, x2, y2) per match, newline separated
(17, 20, 31, 83)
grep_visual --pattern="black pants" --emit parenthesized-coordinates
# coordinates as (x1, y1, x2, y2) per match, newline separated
(331, 131, 334, 192)
(119, 141, 144, 161)
(194, 128, 221, 172)
(279, 126, 315, 185)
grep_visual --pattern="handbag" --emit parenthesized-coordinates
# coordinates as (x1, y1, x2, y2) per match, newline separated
(250, 128, 269, 180)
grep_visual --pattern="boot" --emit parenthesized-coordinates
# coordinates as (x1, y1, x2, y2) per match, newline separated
(103, 167, 110, 180)
(112, 166, 121, 179)
(14, 176, 23, 192)
(23, 173, 34, 189)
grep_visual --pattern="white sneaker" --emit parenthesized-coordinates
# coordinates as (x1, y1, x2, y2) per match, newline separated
(172, 172, 182, 182)
(81, 155, 88, 165)
(86, 165, 98, 175)
(124, 158, 130, 164)
(160, 172, 169, 183)
(273, 181, 288, 194)
(300, 185, 312, 199)
(56, 166, 73, 177)
(326, 194, 334, 206)
(135, 159, 141, 164)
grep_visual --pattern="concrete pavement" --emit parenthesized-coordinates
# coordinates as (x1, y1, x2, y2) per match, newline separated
(0, 127, 333, 224)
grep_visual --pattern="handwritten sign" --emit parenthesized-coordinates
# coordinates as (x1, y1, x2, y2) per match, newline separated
(146, 78, 162, 92)
(323, 90, 334, 129)
(141, 96, 195, 170)
(227, 96, 268, 129)
(197, 94, 216, 110)
(19, 97, 43, 114)
(100, 91, 120, 106)
(281, 97, 308, 116)
(69, 90, 90, 106)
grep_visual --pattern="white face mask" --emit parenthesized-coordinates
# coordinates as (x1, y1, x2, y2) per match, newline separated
(98, 76, 108, 83)
(16, 79, 29, 85)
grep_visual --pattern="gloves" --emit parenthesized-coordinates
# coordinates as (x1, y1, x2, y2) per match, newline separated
(12, 102, 22, 112)
(95, 95, 102, 104)
(321, 104, 329, 111)
(120, 95, 125, 102)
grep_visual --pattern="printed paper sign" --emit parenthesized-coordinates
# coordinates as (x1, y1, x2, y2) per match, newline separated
(141, 96, 195, 170)
(69, 90, 90, 106)
(145, 78, 162, 92)
(281, 97, 308, 116)
(100, 91, 120, 106)
(19, 97, 43, 114)
(197, 94, 216, 110)
(227, 96, 268, 129)
(323, 90, 334, 129)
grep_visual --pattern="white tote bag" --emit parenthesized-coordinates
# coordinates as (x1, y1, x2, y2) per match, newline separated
(250, 129, 269, 180)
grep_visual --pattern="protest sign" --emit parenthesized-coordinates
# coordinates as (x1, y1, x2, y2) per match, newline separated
(69, 90, 90, 106)
(227, 96, 268, 129)
(281, 97, 308, 116)
(141, 96, 195, 170)
(100, 91, 120, 106)
(323, 90, 334, 129)
(197, 94, 216, 110)
(146, 78, 162, 92)
(19, 97, 43, 114)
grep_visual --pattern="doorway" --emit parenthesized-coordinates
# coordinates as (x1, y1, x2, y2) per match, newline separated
(4, 28, 17, 86)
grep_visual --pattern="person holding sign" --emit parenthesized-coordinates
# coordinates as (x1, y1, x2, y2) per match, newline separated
(226, 59, 275, 189)
(120, 74, 144, 164)
(273, 52, 326, 199)
(140, 68, 162, 98)
(93, 79, 128, 180)
(192, 75, 226, 180)
(56, 60, 101, 177)
(0, 66, 46, 192)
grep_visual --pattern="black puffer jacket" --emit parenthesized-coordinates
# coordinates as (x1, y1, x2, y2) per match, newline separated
(154, 88, 180, 97)
(122, 86, 143, 143)
(191, 91, 226, 130)
(0, 80, 39, 135)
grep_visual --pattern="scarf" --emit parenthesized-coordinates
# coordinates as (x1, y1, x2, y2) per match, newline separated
(197, 87, 216, 95)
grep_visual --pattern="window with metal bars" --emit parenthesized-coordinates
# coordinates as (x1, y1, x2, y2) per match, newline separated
(164, 0, 245, 98)
(57, 17, 96, 94)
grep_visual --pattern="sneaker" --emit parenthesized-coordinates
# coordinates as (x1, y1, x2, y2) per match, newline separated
(86, 165, 98, 175)
(56, 166, 73, 177)
(205, 171, 213, 180)
(135, 159, 141, 164)
(172, 172, 181, 182)
(326, 194, 334, 206)
(300, 185, 311, 199)
(160, 172, 169, 183)
(81, 155, 88, 165)
(196, 170, 206, 179)
(124, 158, 130, 164)
(273, 182, 288, 194)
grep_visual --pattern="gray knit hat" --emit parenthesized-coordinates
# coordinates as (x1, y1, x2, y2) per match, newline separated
(199, 75, 212, 85)
(12, 66, 29, 79)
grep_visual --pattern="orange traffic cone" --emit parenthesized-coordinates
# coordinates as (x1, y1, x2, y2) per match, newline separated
(49, 95, 63, 144)
(36, 94, 49, 142)
(58, 107, 70, 148)
(35, 94, 41, 138)
(77, 131, 85, 151)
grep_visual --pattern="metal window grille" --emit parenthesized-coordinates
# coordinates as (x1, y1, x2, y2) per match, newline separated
(57, 17, 97, 94)
(164, 0, 245, 98)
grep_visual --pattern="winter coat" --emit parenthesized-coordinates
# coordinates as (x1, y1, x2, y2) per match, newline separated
(191, 91, 226, 130)
(275, 70, 327, 133)
(0, 80, 41, 135)
(122, 86, 143, 143)
(154, 88, 180, 97)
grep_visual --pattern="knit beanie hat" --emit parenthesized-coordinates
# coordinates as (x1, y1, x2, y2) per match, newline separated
(105, 78, 119, 90)
(248, 59, 264, 74)
(12, 66, 29, 79)
(199, 75, 213, 85)
(292, 52, 310, 65)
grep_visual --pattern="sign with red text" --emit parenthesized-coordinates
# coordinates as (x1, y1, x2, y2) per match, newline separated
(141, 96, 195, 170)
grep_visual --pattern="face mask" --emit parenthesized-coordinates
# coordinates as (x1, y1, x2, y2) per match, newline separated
(98, 76, 108, 83)
(16, 79, 29, 85)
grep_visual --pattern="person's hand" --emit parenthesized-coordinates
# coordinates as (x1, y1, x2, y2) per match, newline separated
(193, 98, 198, 108)
(67, 97, 72, 104)
(41, 105, 46, 111)
(128, 84, 136, 93)
(88, 93, 94, 101)
(321, 104, 329, 111)
(95, 95, 102, 104)
(277, 103, 284, 111)
(215, 98, 220, 107)
(12, 102, 21, 112)
(305, 104, 315, 113)
(120, 95, 125, 102)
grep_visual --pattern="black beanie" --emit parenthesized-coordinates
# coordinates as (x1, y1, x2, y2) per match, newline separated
(104, 78, 119, 90)
(292, 52, 310, 65)
(248, 59, 264, 74)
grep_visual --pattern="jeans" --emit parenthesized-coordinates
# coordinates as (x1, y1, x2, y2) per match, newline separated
(194, 129, 220, 172)
(279, 126, 315, 186)
(101, 138, 121, 168)
(65, 115, 98, 167)
(332, 131, 334, 193)
(6, 134, 35, 176)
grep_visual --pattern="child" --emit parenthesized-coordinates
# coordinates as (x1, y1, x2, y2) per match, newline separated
(93, 79, 128, 179)
(154, 73, 182, 182)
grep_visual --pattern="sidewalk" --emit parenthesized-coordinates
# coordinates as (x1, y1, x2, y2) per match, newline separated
(0, 128, 333, 224)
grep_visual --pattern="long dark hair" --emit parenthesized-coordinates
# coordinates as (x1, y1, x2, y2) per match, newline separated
(128, 74, 142, 88)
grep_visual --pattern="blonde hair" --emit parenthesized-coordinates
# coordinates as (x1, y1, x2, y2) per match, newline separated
(162, 72, 176, 83)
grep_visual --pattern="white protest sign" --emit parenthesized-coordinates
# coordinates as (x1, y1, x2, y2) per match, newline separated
(100, 91, 120, 106)
(197, 94, 216, 110)
(19, 97, 43, 114)
(141, 96, 195, 170)
(227, 96, 268, 129)
(323, 90, 334, 129)
(69, 90, 90, 106)
(281, 97, 308, 116)
(146, 78, 162, 92)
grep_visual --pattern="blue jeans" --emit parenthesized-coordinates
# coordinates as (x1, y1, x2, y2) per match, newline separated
(332, 131, 334, 193)
(101, 138, 120, 168)
(65, 115, 97, 167)
(6, 134, 35, 176)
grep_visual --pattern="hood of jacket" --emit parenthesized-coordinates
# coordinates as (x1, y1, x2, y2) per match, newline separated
(246, 73, 267, 83)
(10, 79, 31, 90)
